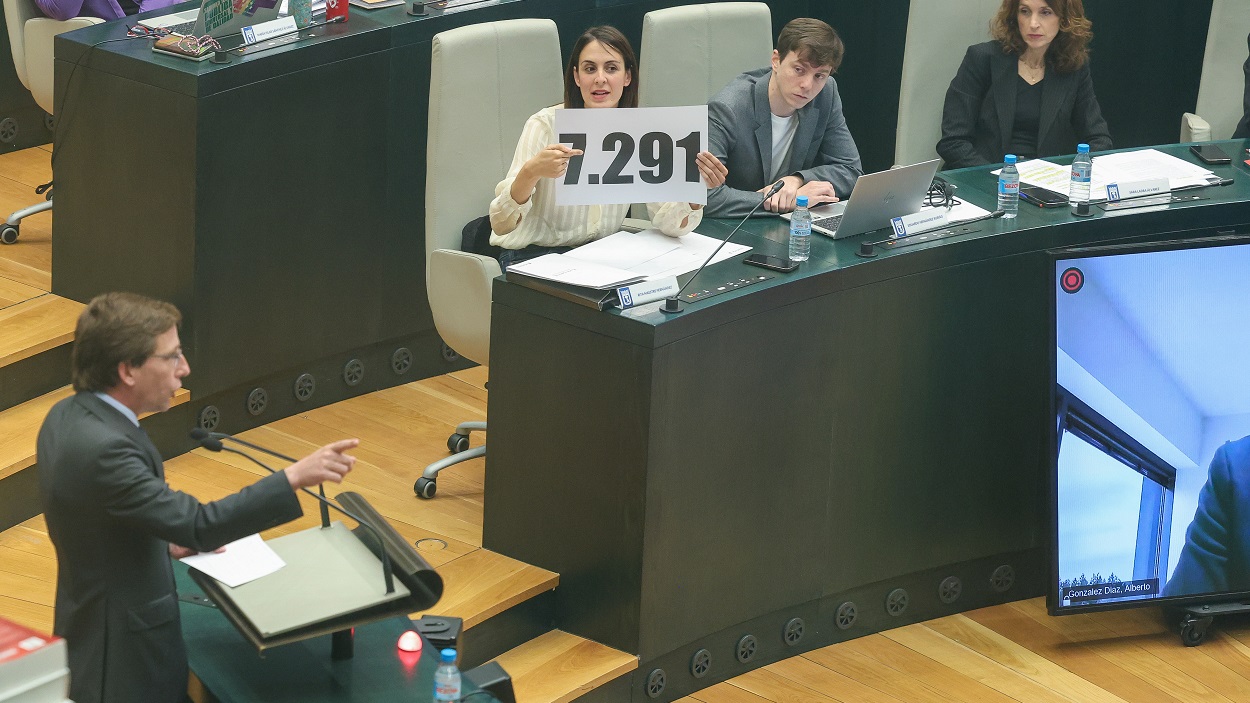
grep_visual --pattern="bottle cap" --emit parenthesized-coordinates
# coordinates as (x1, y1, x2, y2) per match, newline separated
(440, 648, 457, 663)
(796, 195, 808, 207)
(1077, 143, 1090, 153)
(1004, 154, 1017, 165)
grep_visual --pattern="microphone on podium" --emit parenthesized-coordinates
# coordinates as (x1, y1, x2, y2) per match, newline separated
(188, 428, 395, 594)
(661, 179, 785, 314)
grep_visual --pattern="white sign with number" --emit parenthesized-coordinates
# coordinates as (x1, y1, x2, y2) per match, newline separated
(554, 105, 709, 207)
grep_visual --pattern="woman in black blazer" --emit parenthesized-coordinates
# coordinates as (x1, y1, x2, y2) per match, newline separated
(938, 0, 1111, 168)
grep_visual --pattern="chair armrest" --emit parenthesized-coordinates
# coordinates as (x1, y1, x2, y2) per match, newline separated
(428, 249, 500, 367)
(24, 16, 102, 113)
(1181, 112, 1211, 144)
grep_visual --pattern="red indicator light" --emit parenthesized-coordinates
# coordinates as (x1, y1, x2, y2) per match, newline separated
(398, 630, 423, 652)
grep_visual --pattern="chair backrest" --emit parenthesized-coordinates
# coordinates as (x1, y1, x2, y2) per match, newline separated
(1194, 0, 1250, 140)
(425, 18, 563, 262)
(3, 0, 101, 113)
(3, 0, 39, 89)
(425, 19, 562, 365)
(895, 0, 999, 167)
(637, 2, 773, 108)
(25, 17, 100, 113)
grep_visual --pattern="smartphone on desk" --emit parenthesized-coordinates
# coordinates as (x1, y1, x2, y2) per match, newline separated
(1019, 185, 1068, 208)
(744, 254, 799, 272)
(1191, 145, 1232, 165)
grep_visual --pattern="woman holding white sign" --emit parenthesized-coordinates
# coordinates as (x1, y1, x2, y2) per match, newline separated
(489, 25, 728, 270)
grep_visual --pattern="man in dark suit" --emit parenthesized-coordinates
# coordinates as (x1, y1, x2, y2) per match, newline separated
(705, 17, 863, 218)
(1164, 435, 1250, 596)
(37, 292, 359, 703)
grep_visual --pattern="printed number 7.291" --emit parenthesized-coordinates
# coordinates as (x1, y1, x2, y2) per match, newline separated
(560, 131, 701, 186)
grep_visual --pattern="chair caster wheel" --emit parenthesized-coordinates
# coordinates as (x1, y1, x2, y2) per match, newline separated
(0, 225, 17, 245)
(447, 432, 470, 454)
(1180, 614, 1211, 647)
(415, 477, 437, 499)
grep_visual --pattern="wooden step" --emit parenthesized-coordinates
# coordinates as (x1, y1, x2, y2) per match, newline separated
(0, 294, 81, 368)
(0, 276, 43, 310)
(0, 386, 73, 482)
(0, 386, 190, 482)
(493, 630, 638, 703)
(411, 548, 557, 628)
(0, 158, 52, 291)
(0, 146, 54, 190)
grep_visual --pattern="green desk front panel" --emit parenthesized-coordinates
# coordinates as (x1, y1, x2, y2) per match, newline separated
(482, 143, 1250, 701)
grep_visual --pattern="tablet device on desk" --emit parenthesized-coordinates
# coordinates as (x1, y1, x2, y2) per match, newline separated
(781, 159, 940, 239)
(152, 33, 215, 60)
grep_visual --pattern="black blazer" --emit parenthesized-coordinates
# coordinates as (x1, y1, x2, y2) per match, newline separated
(937, 41, 1112, 168)
(37, 393, 303, 703)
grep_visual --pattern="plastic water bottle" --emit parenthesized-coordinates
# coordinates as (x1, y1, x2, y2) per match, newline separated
(433, 648, 461, 702)
(788, 195, 811, 262)
(998, 154, 1019, 218)
(1069, 143, 1092, 216)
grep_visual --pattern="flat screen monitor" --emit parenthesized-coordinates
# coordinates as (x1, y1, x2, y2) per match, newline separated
(1050, 235, 1250, 614)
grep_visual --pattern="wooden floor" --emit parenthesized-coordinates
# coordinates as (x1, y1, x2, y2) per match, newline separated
(4, 145, 1250, 702)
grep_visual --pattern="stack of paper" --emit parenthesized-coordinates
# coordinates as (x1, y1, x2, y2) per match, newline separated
(1089, 149, 1215, 192)
(506, 229, 752, 289)
(998, 148, 1218, 201)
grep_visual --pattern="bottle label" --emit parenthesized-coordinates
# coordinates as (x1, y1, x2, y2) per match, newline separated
(998, 180, 1019, 195)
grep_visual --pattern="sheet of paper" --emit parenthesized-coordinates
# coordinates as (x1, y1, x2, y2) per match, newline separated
(560, 229, 683, 270)
(920, 198, 993, 224)
(627, 230, 750, 280)
(507, 253, 644, 289)
(180, 534, 285, 589)
(1090, 149, 1214, 193)
(991, 159, 1071, 192)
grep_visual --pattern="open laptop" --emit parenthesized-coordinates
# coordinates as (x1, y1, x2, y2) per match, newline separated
(140, 0, 283, 38)
(783, 159, 941, 239)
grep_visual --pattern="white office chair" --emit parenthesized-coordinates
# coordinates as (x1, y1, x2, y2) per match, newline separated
(1180, 0, 1250, 142)
(637, 2, 773, 108)
(1, 0, 101, 244)
(894, 0, 999, 168)
(632, 2, 772, 221)
(416, 18, 563, 499)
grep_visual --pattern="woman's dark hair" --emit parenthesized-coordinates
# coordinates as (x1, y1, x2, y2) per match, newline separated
(991, 0, 1092, 74)
(563, 25, 638, 109)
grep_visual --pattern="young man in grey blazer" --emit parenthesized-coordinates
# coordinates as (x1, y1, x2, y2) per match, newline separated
(37, 292, 359, 703)
(706, 18, 863, 218)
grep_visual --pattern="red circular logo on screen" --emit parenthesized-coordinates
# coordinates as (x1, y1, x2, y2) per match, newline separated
(1060, 267, 1084, 294)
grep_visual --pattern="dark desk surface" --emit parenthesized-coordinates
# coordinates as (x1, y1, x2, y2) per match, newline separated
(493, 140, 1250, 347)
(175, 563, 495, 702)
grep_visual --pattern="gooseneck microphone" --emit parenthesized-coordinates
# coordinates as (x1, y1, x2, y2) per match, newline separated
(188, 428, 395, 594)
(192, 428, 332, 526)
(661, 179, 786, 314)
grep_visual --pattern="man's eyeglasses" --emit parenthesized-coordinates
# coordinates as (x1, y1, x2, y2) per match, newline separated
(150, 349, 185, 363)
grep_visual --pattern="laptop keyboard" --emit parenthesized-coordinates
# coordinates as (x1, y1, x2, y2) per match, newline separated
(165, 20, 197, 35)
(812, 214, 843, 232)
